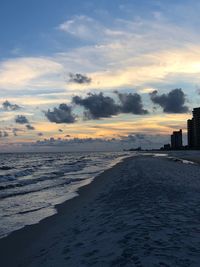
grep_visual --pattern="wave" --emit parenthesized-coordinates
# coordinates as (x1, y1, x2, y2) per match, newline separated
(0, 166, 13, 170)
(0, 151, 129, 238)
(0, 159, 89, 186)
(0, 177, 86, 199)
(0, 168, 36, 182)
(18, 206, 48, 215)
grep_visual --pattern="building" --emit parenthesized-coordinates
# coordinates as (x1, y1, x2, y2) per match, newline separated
(160, 143, 171, 151)
(187, 118, 194, 148)
(193, 107, 200, 148)
(187, 108, 200, 149)
(163, 144, 171, 150)
(171, 129, 183, 149)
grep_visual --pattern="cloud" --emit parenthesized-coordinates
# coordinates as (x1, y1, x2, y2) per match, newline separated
(73, 93, 120, 119)
(0, 57, 63, 90)
(31, 133, 165, 151)
(0, 131, 9, 138)
(45, 104, 76, 124)
(58, 15, 104, 41)
(1, 16, 200, 96)
(12, 128, 23, 136)
(26, 124, 35, 130)
(135, 133, 146, 140)
(1, 14, 200, 146)
(149, 88, 189, 113)
(15, 115, 29, 124)
(115, 92, 148, 115)
(68, 73, 91, 84)
(55, 15, 200, 93)
(72, 92, 148, 119)
(122, 134, 136, 142)
(121, 133, 148, 142)
(2, 100, 21, 111)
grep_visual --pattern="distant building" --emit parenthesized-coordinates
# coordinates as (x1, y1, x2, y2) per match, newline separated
(160, 144, 171, 151)
(171, 129, 183, 149)
(163, 144, 171, 150)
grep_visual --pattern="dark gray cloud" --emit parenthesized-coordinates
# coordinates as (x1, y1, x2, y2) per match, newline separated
(11, 128, 24, 136)
(2, 100, 21, 111)
(150, 89, 189, 113)
(73, 93, 120, 119)
(33, 134, 154, 151)
(135, 133, 146, 139)
(121, 133, 147, 143)
(26, 124, 35, 130)
(35, 137, 115, 146)
(19, 132, 170, 151)
(123, 134, 136, 142)
(69, 73, 91, 84)
(0, 131, 9, 138)
(13, 130, 17, 136)
(45, 104, 76, 124)
(73, 92, 148, 119)
(3, 131, 9, 137)
(116, 92, 148, 115)
(44, 91, 147, 124)
(15, 115, 29, 124)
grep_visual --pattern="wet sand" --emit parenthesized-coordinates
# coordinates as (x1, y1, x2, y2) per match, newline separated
(1, 155, 200, 266)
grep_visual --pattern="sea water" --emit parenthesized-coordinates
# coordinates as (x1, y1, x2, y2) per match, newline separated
(0, 151, 129, 238)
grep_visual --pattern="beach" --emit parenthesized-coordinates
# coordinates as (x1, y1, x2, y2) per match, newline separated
(1, 154, 200, 266)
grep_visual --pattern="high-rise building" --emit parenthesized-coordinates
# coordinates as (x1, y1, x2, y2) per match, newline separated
(171, 129, 183, 149)
(193, 107, 200, 148)
(187, 108, 200, 149)
(187, 118, 194, 148)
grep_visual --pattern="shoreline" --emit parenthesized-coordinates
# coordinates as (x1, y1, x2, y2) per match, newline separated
(0, 152, 129, 240)
(0, 151, 199, 240)
(166, 150, 200, 165)
(0, 151, 198, 242)
(1, 153, 200, 266)
(0, 155, 133, 266)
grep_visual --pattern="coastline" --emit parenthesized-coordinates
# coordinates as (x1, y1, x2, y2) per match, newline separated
(1, 154, 200, 266)
(0, 152, 129, 239)
(167, 150, 200, 165)
(0, 156, 133, 266)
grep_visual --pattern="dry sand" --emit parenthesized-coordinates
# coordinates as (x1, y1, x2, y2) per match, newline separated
(1, 155, 200, 266)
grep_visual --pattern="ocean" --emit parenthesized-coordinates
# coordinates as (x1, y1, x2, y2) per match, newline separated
(0, 151, 129, 238)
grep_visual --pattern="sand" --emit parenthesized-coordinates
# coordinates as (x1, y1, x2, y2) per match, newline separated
(171, 150, 200, 165)
(1, 155, 200, 266)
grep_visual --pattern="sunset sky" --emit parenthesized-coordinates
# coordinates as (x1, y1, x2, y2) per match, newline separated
(1, 0, 200, 151)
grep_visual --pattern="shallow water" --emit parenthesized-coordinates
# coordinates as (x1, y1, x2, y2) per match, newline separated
(0, 151, 130, 238)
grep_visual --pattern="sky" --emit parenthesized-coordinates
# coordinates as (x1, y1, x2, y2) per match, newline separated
(1, 0, 200, 151)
